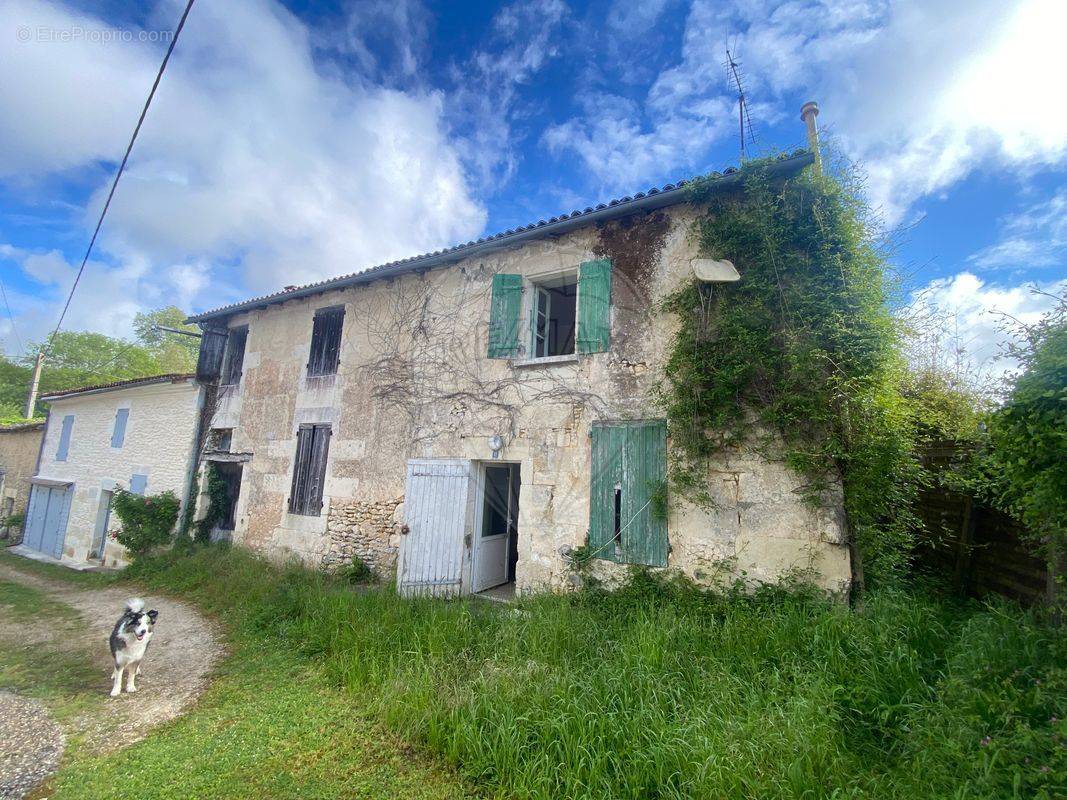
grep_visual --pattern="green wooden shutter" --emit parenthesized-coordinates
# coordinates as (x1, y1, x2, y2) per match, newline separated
(577, 259, 611, 354)
(487, 273, 523, 358)
(588, 420, 667, 567)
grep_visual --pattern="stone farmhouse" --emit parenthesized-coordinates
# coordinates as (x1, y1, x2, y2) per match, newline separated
(0, 421, 45, 540)
(186, 150, 851, 598)
(19, 375, 201, 567)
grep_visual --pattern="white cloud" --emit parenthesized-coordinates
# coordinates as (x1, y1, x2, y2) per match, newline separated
(446, 0, 569, 191)
(0, 243, 212, 353)
(0, 0, 487, 332)
(547, 0, 1067, 220)
(967, 188, 1067, 271)
(906, 272, 1066, 388)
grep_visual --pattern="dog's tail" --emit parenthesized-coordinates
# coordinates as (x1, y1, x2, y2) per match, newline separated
(125, 598, 145, 614)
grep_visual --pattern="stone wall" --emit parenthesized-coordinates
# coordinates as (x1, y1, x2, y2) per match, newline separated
(207, 199, 852, 595)
(323, 497, 404, 577)
(0, 422, 44, 542)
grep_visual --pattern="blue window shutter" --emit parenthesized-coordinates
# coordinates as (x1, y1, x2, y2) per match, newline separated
(111, 408, 129, 448)
(56, 415, 74, 461)
(130, 474, 148, 495)
(577, 259, 612, 354)
(487, 274, 523, 358)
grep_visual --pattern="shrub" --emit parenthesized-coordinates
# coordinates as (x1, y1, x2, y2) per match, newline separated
(336, 556, 375, 584)
(110, 489, 180, 556)
(1, 512, 24, 530)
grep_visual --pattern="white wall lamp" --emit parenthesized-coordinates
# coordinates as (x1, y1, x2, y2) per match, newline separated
(488, 435, 503, 459)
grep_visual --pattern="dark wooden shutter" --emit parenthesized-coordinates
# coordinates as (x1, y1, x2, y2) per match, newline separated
(288, 426, 313, 514)
(487, 273, 523, 358)
(222, 327, 248, 385)
(196, 328, 227, 381)
(577, 259, 612, 354)
(308, 307, 344, 376)
(288, 424, 331, 515)
(307, 425, 331, 514)
(588, 420, 667, 567)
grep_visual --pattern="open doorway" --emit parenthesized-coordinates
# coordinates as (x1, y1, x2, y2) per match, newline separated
(473, 462, 520, 596)
(212, 462, 243, 535)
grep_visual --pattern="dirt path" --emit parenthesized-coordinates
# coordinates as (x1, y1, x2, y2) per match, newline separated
(0, 692, 64, 799)
(0, 561, 223, 759)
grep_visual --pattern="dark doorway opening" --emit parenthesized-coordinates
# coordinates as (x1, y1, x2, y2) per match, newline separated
(213, 462, 243, 532)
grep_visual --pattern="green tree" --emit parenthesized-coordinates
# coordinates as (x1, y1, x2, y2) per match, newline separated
(0, 306, 198, 419)
(133, 306, 199, 373)
(970, 296, 1067, 564)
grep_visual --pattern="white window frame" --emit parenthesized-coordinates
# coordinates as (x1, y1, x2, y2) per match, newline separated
(522, 267, 579, 363)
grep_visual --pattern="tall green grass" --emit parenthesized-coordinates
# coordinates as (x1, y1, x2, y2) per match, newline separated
(128, 545, 1066, 799)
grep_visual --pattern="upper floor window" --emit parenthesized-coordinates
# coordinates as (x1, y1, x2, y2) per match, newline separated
(110, 407, 129, 449)
(487, 259, 611, 360)
(221, 326, 248, 386)
(531, 275, 577, 358)
(56, 414, 74, 461)
(307, 306, 344, 377)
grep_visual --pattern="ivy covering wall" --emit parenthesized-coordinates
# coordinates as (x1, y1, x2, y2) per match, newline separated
(660, 162, 922, 590)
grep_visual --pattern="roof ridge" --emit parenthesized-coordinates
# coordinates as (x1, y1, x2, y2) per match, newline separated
(39, 372, 196, 401)
(188, 151, 811, 323)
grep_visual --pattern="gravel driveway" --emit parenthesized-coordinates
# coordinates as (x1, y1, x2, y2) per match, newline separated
(0, 561, 224, 797)
(0, 692, 64, 799)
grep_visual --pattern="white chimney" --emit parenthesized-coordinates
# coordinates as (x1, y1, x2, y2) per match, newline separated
(800, 101, 822, 175)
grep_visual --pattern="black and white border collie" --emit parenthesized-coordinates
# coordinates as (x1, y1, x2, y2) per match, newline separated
(109, 598, 158, 697)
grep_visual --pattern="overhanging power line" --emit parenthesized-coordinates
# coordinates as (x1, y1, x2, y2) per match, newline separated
(43, 0, 198, 356)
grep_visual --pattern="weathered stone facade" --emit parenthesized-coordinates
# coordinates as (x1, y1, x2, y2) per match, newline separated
(0, 422, 44, 541)
(192, 156, 851, 596)
(322, 497, 404, 575)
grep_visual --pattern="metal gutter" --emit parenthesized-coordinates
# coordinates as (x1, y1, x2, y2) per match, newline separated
(187, 152, 813, 324)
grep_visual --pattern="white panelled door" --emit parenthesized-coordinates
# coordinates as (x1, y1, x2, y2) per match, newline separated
(397, 459, 475, 597)
(473, 464, 515, 593)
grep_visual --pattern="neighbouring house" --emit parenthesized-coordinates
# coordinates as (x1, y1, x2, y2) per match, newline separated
(186, 149, 851, 598)
(23, 374, 201, 567)
(0, 420, 45, 541)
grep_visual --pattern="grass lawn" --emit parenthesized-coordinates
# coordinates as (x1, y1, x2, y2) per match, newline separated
(2, 543, 1065, 799)
(0, 548, 476, 800)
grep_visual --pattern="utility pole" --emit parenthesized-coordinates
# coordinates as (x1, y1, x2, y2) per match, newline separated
(24, 349, 44, 419)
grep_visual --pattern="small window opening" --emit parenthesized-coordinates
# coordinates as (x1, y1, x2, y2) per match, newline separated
(530, 275, 576, 358)
(613, 483, 623, 554)
(209, 428, 233, 452)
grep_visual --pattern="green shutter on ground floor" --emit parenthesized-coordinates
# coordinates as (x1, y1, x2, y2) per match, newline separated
(589, 419, 668, 567)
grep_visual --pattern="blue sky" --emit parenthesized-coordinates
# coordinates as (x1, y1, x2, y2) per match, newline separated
(1, 0, 1065, 382)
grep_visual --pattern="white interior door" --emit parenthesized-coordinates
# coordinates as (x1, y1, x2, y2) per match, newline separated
(473, 464, 515, 593)
(397, 459, 475, 597)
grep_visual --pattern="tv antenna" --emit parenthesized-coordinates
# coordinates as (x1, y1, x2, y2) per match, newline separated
(724, 49, 757, 164)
